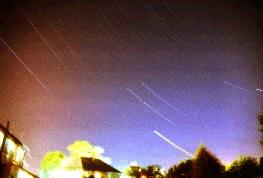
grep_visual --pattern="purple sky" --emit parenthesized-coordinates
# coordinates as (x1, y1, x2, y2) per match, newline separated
(0, 0, 262, 172)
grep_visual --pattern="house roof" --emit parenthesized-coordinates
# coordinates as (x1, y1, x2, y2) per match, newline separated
(81, 157, 121, 173)
(0, 124, 23, 146)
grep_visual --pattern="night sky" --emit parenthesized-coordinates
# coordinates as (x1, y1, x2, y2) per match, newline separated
(0, 0, 262, 173)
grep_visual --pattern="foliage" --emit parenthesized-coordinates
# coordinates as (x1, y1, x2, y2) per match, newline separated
(127, 165, 163, 178)
(127, 166, 142, 178)
(166, 160, 193, 178)
(67, 140, 94, 157)
(166, 165, 177, 178)
(40, 151, 66, 178)
(67, 140, 111, 164)
(145, 165, 163, 177)
(192, 145, 224, 178)
(223, 156, 260, 178)
(176, 159, 193, 178)
(40, 151, 66, 171)
(39, 140, 112, 178)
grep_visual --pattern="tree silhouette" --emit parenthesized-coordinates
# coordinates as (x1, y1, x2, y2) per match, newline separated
(166, 160, 193, 178)
(260, 157, 263, 176)
(166, 165, 177, 178)
(257, 112, 263, 177)
(224, 156, 259, 178)
(145, 165, 163, 177)
(127, 165, 142, 178)
(258, 112, 263, 148)
(192, 145, 223, 178)
(175, 159, 193, 178)
(127, 165, 163, 178)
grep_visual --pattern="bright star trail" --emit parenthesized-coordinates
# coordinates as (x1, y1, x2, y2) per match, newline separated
(39, 15, 84, 65)
(0, 0, 262, 173)
(14, 0, 64, 64)
(141, 82, 187, 117)
(141, 0, 175, 39)
(153, 130, 195, 158)
(161, 0, 177, 18)
(127, 88, 175, 126)
(0, 37, 52, 94)
(223, 81, 261, 96)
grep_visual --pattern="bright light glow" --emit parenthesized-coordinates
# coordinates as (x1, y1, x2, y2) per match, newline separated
(225, 163, 232, 171)
(6, 138, 16, 154)
(140, 175, 147, 178)
(94, 171, 102, 178)
(130, 161, 138, 167)
(100, 156, 112, 165)
(94, 146, 105, 154)
(160, 168, 166, 174)
(61, 157, 82, 169)
(51, 170, 83, 178)
(120, 174, 130, 178)
(0, 131, 4, 147)
(17, 169, 35, 178)
(15, 146, 25, 164)
(40, 140, 113, 178)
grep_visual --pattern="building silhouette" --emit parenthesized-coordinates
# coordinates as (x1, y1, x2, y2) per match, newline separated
(49, 157, 121, 178)
(0, 122, 38, 178)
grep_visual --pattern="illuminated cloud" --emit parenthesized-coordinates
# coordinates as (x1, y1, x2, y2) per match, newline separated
(129, 161, 138, 167)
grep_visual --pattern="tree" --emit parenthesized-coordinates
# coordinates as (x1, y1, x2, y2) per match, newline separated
(257, 112, 263, 177)
(40, 151, 66, 178)
(224, 156, 260, 178)
(39, 140, 112, 178)
(67, 140, 111, 164)
(166, 165, 177, 178)
(165, 160, 193, 178)
(175, 159, 193, 178)
(127, 166, 142, 178)
(145, 165, 163, 177)
(260, 157, 263, 176)
(127, 165, 163, 178)
(192, 145, 224, 178)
